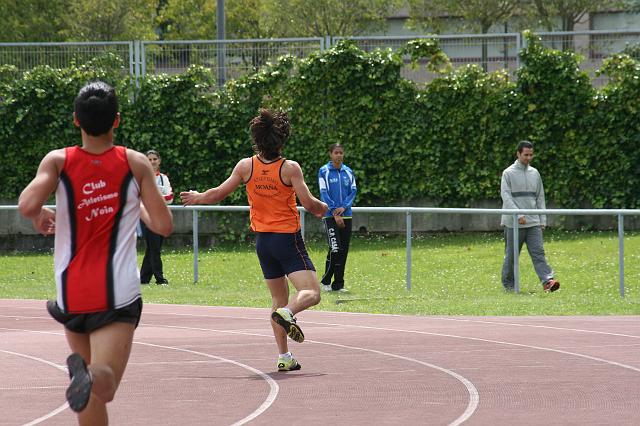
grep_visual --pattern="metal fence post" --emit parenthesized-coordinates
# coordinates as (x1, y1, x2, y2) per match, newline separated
(128, 41, 135, 81)
(193, 209, 199, 284)
(140, 41, 146, 77)
(300, 210, 306, 241)
(512, 216, 520, 293)
(618, 214, 625, 298)
(515, 32, 521, 70)
(406, 211, 412, 290)
(133, 40, 141, 88)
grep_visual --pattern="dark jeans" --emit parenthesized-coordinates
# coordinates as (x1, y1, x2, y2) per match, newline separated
(140, 222, 166, 283)
(321, 217, 352, 290)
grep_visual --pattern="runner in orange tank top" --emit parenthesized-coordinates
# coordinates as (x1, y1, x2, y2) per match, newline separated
(181, 109, 328, 371)
(19, 81, 173, 423)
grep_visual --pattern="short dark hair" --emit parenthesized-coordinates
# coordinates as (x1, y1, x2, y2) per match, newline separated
(74, 81, 118, 136)
(146, 150, 160, 158)
(250, 109, 291, 160)
(517, 140, 534, 153)
(328, 143, 343, 153)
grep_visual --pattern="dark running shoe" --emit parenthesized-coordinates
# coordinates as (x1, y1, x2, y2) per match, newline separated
(271, 308, 305, 343)
(543, 279, 560, 292)
(156, 279, 169, 286)
(66, 353, 93, 412)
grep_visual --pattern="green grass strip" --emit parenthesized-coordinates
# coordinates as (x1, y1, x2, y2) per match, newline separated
(1, 231, 638, 315)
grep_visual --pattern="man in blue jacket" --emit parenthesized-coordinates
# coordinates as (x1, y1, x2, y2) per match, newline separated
(318, 143, 357, 292)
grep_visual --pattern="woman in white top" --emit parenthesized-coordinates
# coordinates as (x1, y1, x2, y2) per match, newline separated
(140, 150, 173, 285)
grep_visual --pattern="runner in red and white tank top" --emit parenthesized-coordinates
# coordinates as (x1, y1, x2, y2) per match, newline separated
(18, 81, 173, 423)
(55, 145, 141, 313)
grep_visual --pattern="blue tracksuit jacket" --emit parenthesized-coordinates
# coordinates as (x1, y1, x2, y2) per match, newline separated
(318, 162, 357, 218)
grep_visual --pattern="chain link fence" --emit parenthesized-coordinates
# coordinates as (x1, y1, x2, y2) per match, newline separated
(0, 41, 134, 75)
(333, 33, 521, 84)
(1, 31, 640, 86)
(536, 30, 640, 86)
(141, 38, 324, 84)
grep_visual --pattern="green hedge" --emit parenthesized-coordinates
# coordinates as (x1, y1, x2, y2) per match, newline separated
(2, 33, 639, 208)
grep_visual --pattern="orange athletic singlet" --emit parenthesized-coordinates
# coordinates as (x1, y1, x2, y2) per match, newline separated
(54, 146, 141, 313)
(246, 156, 300, 233)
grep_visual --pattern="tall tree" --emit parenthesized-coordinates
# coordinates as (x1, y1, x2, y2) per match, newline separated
(408, 0, 524, 71)
(158, 0, 273, 40)
(408, 0, 522, 34)
(532, 0, 623, 32)
(63, 0, 158, 41)
(265, 0, 403, 37)
(0, 0, 68, 42)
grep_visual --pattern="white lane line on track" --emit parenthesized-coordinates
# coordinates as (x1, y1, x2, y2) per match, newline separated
(139, 310, 640, 340)
(3, 309, 639, 425)
(296, 321, 640, 374)
(140, 312, 640, 374)
(0, 328, 277, 426)
(5, 308, 639, 340)
(132, 341, 278, 426)
(0, 349, 69, 426)
(431, 317, 640, 339)
(145, 324, 479, 426)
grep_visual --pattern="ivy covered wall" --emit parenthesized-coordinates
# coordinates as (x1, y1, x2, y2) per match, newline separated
(2, 33, 639, 209)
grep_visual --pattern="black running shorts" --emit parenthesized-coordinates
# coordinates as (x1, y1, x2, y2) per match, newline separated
(255, 231, 316, 279)
(47, 298, 143, 333)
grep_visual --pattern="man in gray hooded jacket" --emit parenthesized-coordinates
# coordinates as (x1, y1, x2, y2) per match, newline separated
(500, 141, 560, 292)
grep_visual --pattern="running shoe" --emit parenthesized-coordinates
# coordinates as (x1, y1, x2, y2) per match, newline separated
(271, 308, 305, 343)
(277, 356, 301, 372)
(66, 353, 93, 413)
(321, 284, 332, 292)
(543, 279, 560, 292)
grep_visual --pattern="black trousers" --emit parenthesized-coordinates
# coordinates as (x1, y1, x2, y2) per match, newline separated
(321, 217, 352, 290)
(140, 221, 166, 283)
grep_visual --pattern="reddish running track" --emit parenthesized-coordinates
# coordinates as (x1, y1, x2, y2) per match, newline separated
(1, 299, 639, 425)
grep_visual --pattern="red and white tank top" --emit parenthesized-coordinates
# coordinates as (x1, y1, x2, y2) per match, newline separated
(54, 145, 141, 313)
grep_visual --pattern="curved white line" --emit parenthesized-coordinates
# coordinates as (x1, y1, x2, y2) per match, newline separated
(431, 317, 640, 339)
(4, 308, 640, 425)
(298, 322, 640, 374)
(132, 341, 279, 426)
(0, 349, 70, 425)
(141, 310, 640, 341)
(306, 339, 478, 426)
(0, 328, 278, 426)
(145, 316, 640, 374)
(150, 324, 479, 426)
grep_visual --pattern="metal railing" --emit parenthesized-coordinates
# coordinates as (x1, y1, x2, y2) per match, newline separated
(0, 41, 134, 75)
(3, 31, 640, 87)
(1, 205, 638, 297)
(170, 205, 638, 297)
(141, 38, 324, 84)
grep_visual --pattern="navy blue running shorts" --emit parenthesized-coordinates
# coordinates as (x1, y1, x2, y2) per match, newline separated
(255, 230, 316, 279)
(47, 297, 143, 334)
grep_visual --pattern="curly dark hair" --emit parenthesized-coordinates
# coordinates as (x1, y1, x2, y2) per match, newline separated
(250, 109, 291, 161)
